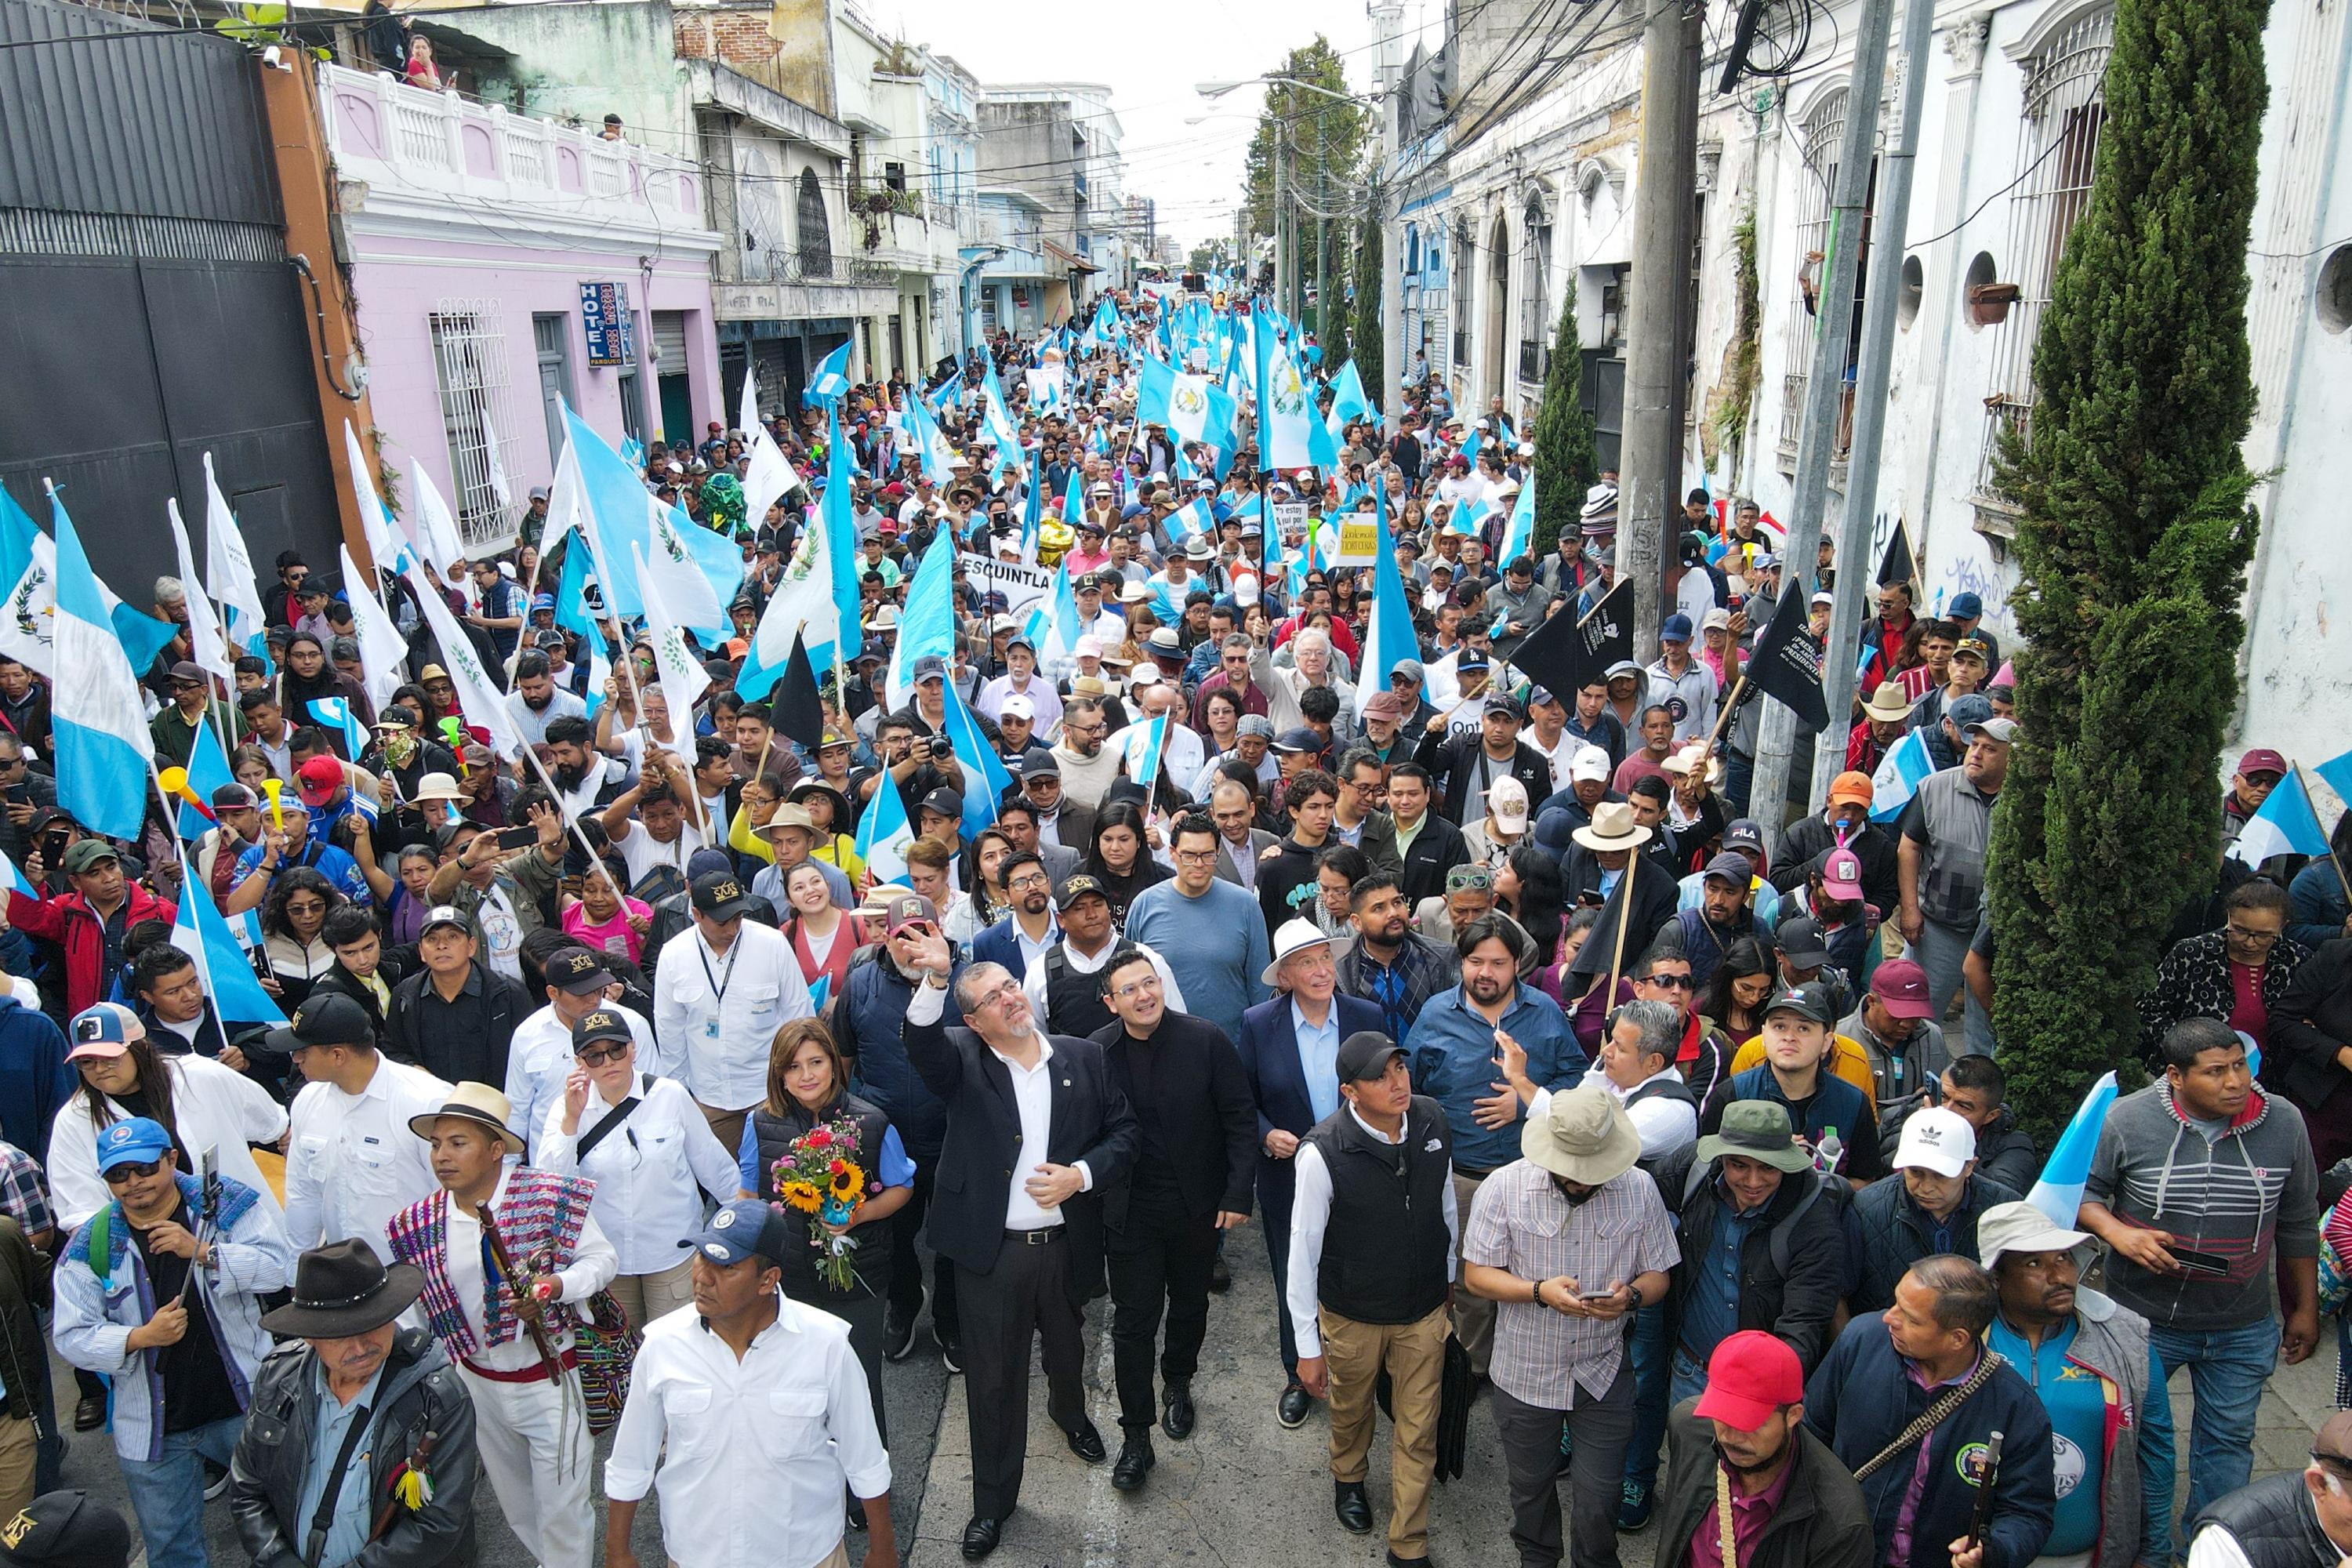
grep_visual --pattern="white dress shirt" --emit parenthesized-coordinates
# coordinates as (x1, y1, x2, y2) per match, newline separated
(604, 1290, 891, 1568)
(654, 921, 814, 1112)
(1284, 1106, 1459, 1360)
(904, 982, 1093, 1226)
(441, 1166, 618, 1372)
(536, 1075, 741, 1275)
(283, 1055, 450, 1250)
(1019, 938, 1189, 1021)
(503, 1002, 659, 1157)
(49, 1054, 290, 1229)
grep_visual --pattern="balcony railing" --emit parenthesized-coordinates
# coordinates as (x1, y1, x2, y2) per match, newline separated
(736, 248, 899, 287)
(927, 195, 979, 233)
(1518, 339, 1547, 383)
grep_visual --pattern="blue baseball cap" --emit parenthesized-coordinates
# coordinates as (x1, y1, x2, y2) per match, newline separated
(67, 1001, 144, 1061)
(1949, 592, 1984, 619)
(1661, 613, 1695, 643)
(1945, 692, 1996, 731)
(681, 1199, 790, 1267)
(96, 1116, 175, 1173)
(530, 593, 557, 612)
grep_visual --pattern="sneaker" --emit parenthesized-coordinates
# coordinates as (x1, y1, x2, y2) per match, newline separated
(938, 1331, 964, 1374)
(204, 1459, 231, 1502)
(1616, 1479, 1652, 1532)
(883, 1296, 921, 1363)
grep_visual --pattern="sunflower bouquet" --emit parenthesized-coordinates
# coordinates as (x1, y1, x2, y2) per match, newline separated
(771, 1117, 868, 1290)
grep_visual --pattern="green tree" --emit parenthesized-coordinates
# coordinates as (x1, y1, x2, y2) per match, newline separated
(1986, 0, 2268, 1134)
(1530, 283, 1598, 560)
(1347, 201, 1382, 390)
(1240, 38, 1368, 296)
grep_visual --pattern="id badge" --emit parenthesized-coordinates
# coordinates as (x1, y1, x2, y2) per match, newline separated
(703, 1017, 722, 1043)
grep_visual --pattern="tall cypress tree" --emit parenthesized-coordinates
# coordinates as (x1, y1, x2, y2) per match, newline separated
(1531, 284, 1599, 559)
(1987, 0, 2268, 1133)
(1351, 205, 1384, 399)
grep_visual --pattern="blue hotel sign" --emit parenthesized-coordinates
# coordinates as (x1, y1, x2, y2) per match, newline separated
(580, 281, 634, 366)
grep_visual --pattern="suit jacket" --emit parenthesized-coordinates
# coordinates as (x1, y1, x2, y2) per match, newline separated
(1036, 841, 1084, 887)
(1038, 802, 1097, 862)
(903, 1006, 1139, 1279)
(1214, 828, 1281, 887)
(1561, 851, 1682, 972)
(1234, 991, 1387, 1216)
(1393, 811, 1472, 909)
(968, 913, 1055, 978)
(1087, 1013, 1257, 1229)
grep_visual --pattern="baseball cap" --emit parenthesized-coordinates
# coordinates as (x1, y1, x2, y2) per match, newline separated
(1000, 692, 1036, 722)
(1701, 851, 1752, 885)
(909, 654, 948, 684)
(1392, 659, 1425, 687)
(690, 871, 751, 920)
(1721, 819, 1766, 859)
(1828, 771, 1875, 809)
(681, 1198, 793, 1267)
(1965, 716, 2020, 745)
(1948, 592, 1984, 619)
(1055, 873, 1112, 912)
(1335, 1030, 1406, 1083)
(1760, 982, 1832, 1025)
(544, 949, 616, 996)
(1819, 847, 1865, 901)
(67, 1003, 143, 1062)
(263, 993, 374, 1057)
(0, 1488, 134, 1568)
(879, 890, 938, 935)
(2238, 747, 2288, 780)
(1660, 613, 1694, 643)
(59, 840, 119, 878)
(168, 660, 205, 686)
(1700, 608, 1732, 633)
(1570, 746, 1611, 783)
(95, 1116, 175, 1174)
(210, 782, 259, 812)
(571, 1007, 633, 1051)
(1486, 776, 1530, 832)
(1871, 958, 1934, 1018)
(1974, 1199, 2094, 1276)
(917, 786, 965, 822)
(295, 755, 345, 806)
(1893, 1107, 1977, 1178)
(1692, 1331, 1806, 1432)
(1362, 689, 1407, 723)
(419, 905, 470, 938)
(1271, 728, 1320, 755)
(1776, 916, 1830, 969)
(1483, 691, 1524, 722)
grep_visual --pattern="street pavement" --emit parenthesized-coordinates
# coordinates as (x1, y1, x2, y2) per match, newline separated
(40, 1237, 2343, 1567)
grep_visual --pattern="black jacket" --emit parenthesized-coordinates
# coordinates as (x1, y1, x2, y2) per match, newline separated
(0, 1217, 49, 1426)
(1653, 1400, 1875, 1568)
(304, 953, 412, 1050)
(1088, 1012, 1257, 1229)
(1843, 1171, 2020, 1313)
(1772, 814, 1900, 919)
(1563, 850, 1681, 971)
(1411, 728, 1555, 828)
(1392, 811, 1472, 909)
(1657, 1143, 1847, 1372)
(2263, 935, 2352, 1112)
(903, 1001, 1140, 1281)
(385, 962, 527, 1088)
(231, 1327, 480, 1568)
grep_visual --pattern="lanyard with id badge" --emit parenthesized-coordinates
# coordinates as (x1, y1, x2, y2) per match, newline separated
(699, 938, 739, 1046)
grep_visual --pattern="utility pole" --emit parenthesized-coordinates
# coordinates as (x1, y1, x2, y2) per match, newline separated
(1810, 0, 1937, 810)
(1619, 0, 1703, 658)
(1372, 0, 1406, 421)
(1272, 129, 1288, 312)
(1748, 0, 1900, 846)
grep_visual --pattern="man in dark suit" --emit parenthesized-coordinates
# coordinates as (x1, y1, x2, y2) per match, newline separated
(966, 850, 1059, 977)
(1410, 690, 1557, 827)
(1087, 948, 1257, 1490)
(898, 924, 1140, 1562)
(1234, 920, 1387, 1429)
(1385, 763, 1471, 909)
(1561, 802, 1679, 975)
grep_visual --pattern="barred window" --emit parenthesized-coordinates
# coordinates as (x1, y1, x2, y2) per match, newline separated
(428, 300, 523, 550)
(1779, 87, 1846, 467)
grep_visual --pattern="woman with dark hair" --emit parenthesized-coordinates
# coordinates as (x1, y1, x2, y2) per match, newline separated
(260, 866, 345, 1007)
(274, 632, 372, 751)
(1199, 685, 1244, 763)
(956, 826, 1017, 943)
(1082, 799, 1171, 931)
(782, 859, 865, 997)
(1539, 906, 1635, 1055)
(1494, 843, 1566, 963)
(1311, 844, 1371, 940)
(739, 1018, 913, 1462)
(1695, 935, 1778, 1049)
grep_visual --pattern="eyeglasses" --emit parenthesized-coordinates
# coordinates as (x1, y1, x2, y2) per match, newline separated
(1068, 723, 1107, 738)
(1111, 977, 1161, 1000)
(1007, 872, 1051, 891)
(284, 899, 328, 916)
(104, 1159, 164, 1183)
(2224, 924, 2282, 947)
(1645, 973, 1695, 990)
(575, 1043, 630, 1066)
(1173, 848, 1218, 863)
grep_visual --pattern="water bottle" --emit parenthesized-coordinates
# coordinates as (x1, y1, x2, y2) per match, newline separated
(1816, 1125, 1844, 1175)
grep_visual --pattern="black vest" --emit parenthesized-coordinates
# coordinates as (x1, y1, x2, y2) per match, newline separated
(2190, 1473, 2337, 1568)
(1305, 1095, 1454, 1327)
(1624, 1073, 1700, 1178)
(747, 1091, 895, 1300)
(1040, 940, 1132, 1040)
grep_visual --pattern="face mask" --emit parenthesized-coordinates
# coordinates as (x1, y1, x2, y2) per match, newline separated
(384, 731, 419, 767)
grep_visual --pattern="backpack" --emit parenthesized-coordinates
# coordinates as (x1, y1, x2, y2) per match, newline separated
(1679, 1157, 1842, 1278)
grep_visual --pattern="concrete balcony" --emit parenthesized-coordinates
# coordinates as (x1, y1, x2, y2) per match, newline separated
(715, 247, 901, 321)
(319, 64, 717, 252)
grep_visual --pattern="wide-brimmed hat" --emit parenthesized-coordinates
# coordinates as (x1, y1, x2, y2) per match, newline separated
(1860, 682, 1917, 724)
(407, 1081, 524, 1153)
(1521, 1084, 1642, 1185)
(410, 771, 465, 804)
(1662, 742, 1724, 786)
(1693, 1099, 1812, 1174)
(1571, 800, 1653, 854)
(1976, 1200, 2095, 1275)
(786, 779, 852, 826)
(1261, 917, 1333, 985)
(259, 1238, 426, 1338)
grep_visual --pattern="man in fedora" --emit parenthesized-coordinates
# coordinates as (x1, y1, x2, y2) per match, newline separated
(53, 1118, 294, 1568)
(1846, 683, 1917, 776)
(1561, 803, 1678, 976)
(230, 1239, 480, 1568)
(1461, 1087, 1679, 1568)
(384, 1083, 614, 1568)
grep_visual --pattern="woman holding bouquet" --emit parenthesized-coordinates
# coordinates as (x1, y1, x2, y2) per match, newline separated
(741, 1018, 914, 1452)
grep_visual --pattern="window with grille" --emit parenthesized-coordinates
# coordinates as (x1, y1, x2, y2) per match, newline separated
(428, 301, 521, 550)
(1977, 5, 2114, 500)
(1779, 89, 1846, 467)
(797, 168, 832, 276)
(1519, 192, 1553, 383)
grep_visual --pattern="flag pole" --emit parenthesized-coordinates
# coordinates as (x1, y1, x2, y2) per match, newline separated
(514, 740, 627, 886)
(1603, 833, 1640, 1011)
(2293, 760, 2350, 905)
(143, 757, 187, 881)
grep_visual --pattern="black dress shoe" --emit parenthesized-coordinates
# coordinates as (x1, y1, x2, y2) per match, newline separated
(1334, 1479, 1374, 1534)
(1160, 1379, 1196, 1439)
(73, 1394, 103, 1432)
(1208, 1254, 1232, 1293)
(1278, 1381, 1313, 1429)
(1386, 1553, 1432, 1568)
(1112, 1431, 1155, 1490)
(960, 1515, 1004, 1561)
(1065, 1418, 1108, 1463)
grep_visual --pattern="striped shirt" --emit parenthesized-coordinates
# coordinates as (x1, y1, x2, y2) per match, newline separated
(1462, 1160, 1681, 1409)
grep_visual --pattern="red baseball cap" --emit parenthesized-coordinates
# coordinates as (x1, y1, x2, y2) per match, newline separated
(1692, 1331, 1804, 1432)
(2238, 747, 2287, 781)
(1819, 847, 1865, 902)
(294, 755, 345, 807)
(1871, 957, 1934, 1019)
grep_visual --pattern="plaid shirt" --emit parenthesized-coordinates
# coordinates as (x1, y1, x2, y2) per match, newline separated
(1461, 1160, 1681, 1410)
(1336, 931, 1458, 1050)
(0, 1142, 53, 1240)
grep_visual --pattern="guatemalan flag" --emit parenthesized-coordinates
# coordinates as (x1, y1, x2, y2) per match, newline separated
(2025, 1072, 2118, 1226)
(1868, 728, 1937, 824)
(1499, 474, 1537, 565)
(309, 697, 368, 759)
(46, 486, 154, 841)
(855, 769, 917, 887)
(1167, 496, 1214, 540)
(2229, 764, 2329, 866)
(807, 339, 853, 405)
(1356, 481, 1414, 720)
(172, 870, 289, 1026)
(938, 681, 1013, 840)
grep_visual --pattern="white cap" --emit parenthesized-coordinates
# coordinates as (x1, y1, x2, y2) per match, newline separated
(1486, 775, 1529, 831)
(1000, 693, 1035, 721)
(1976, 1199, 2096, 1274)
(1700, 608, 1732, 632)
(1893, 1108, 1977, 1177)
(1570, 746, 1611, 783)
(1074, 635, 1103, 659)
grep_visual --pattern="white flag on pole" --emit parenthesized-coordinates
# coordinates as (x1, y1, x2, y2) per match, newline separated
(340, 545, 409, 712)
(632, 543, 711, 719)
(408, 460, 469, 577)
(201, 453, 271, 657)
(165, 499, 229, 678)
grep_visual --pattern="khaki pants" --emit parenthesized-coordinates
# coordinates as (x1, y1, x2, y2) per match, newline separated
(1322, 1303, 1448, 1561)
(698, 1102, 750, 1163)
(1450, 1169, 1496, 1376)
(0, 1411, 33, 1526)
(605, 1257, 698, 1331)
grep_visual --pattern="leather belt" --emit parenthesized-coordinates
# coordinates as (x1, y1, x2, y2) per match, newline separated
(1007, 1226, 1067, 1247)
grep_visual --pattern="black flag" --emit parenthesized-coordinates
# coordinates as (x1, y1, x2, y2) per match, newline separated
(1744, 574, 1830, 729)
(1875, 521, 1916, 588)
(772, 633, 827, 750)
(1566, 866, 1635, 981)
(1512, 579, 1634, 699)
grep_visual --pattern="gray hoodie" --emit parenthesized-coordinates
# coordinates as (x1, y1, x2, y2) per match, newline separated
(2085, 1080, 2318, 1332)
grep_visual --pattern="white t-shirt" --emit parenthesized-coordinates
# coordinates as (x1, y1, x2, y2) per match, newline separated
(618, 822, 705, 888)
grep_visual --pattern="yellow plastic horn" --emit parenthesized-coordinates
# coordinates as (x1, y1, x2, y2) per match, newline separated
(158, 765, 214, 821)
(261, 777, 284, 832)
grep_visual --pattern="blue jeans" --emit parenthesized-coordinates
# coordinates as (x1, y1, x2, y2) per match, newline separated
(1620, 1302, 1671, 1494)
(1669, 1346, 1708, 1410)
(2146, 1316, 2277, 1562)
(119, 1414, 243, 1568)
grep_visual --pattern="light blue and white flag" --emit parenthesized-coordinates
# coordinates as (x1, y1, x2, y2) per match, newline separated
(2230, 764, 2330, 866)
(202, 453, 273, 664)
(549, 407, 742, 641)
(1446, 496, 1491, 538)
(341, 421, 415, 578)
(45, 486, 154, 840)
(0, 485, 181, 686)
(1327, 359, 1370, 426)
(884, 528, 957, 712)
(172, 868, 289, 1026)
(2025, 1072, 2118, 1227)
(1356, 480, 1414, 720)
(807, 339, 854, 405)
(854, 768, 918, 886)
(308, 697, 368, 760)
(173, 720, 236, 841)
(1868, 728, 1937, 823)
(1123, 711, 1171, 791)
(618, 437, 648, 470)
(1020, 460, 1043, 564)
(1499, 474, 1537, 565)
(1023, 558, 1086, 662)
(938, 681, 1012, 840)
(1252, 308, 1316, 470)
(1167, 496, 1214, 540)
(2312, 747, 2352, 815)
(0, 848, 34, 900)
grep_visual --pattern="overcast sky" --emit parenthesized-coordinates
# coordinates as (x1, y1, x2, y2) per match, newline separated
(854, 0, 1450, 249)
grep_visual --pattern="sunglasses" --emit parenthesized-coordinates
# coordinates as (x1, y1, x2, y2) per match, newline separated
(575, 1042, 630, 1067)
(104, 1158, 165, 1183)
(1645, 973, 1695, 990)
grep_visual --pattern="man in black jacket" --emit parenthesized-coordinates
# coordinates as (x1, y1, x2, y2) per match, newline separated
(1769, 774, 1899, 917)
(1411, 691, 1555, 828)
(0, 1214, 48, 1522)
(385, 907, 526, 1090)
(1088, 948, 1257, 1490)
(898, 927, 1140, 1562)
(1384, 764, 1471, 910)
(232, 1239, 479, 1568)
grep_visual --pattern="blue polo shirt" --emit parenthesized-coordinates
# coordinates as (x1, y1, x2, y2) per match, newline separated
(1407, 983, 1586, 1172)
